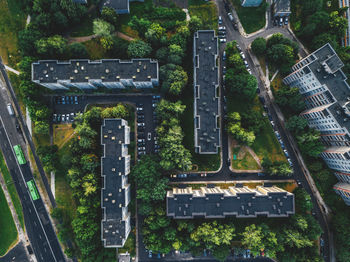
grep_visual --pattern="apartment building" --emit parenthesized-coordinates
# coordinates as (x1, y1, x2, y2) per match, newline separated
(167, 186, 295, 219)
(193, 30, 221, 154)
(101, 119, 131, 248)
(32, 59, 159, 90)
(101, 0, 144, 14)
(334, 182, 350, 205)
(283, 43, 350, 205)
(339, 0, 350, 46)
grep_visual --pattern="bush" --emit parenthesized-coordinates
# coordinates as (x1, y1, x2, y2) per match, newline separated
(251, 37, 266, 56)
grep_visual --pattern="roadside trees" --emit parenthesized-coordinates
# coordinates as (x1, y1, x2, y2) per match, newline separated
(251, 37, 267, 56)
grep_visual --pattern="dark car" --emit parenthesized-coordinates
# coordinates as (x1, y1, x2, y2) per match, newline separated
(259, 96, 265, 104)
(138, 132, 145, 138)
(233, 23, 238, 30)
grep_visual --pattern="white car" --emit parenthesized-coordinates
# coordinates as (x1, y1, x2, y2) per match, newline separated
(137, 123, 145, 127)
(244, 60, 249, 68)
(138, 139, 145, 143)
(62, 115, 65, 122)
(136, 107, 143, 111)
(247, 68, 252, 74)
(240, 52, 245, 59)
(218, 26, 226, 31)
(219, 38, 227, 43)
(270, 120, 275, 126)
(147, 132, 152, 141)
(138, 147, 146, 151)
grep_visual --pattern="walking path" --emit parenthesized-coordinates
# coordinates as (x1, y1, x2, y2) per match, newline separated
(4, 65, 20, 75)
(67, 31, 135, 44)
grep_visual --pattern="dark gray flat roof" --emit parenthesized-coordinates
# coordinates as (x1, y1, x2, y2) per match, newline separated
(301, 44, 350, 131)
(101, 0, 129, 12)
(101, 119, 130, 247)
(193, 30, 220, 154)
(167, 186, 295, 219)
(275, 0, 290, 13)
(32, 59, 158, 84)
(72, 0, 87, 3)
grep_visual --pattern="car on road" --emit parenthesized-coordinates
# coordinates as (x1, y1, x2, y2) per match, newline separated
(240, 51, 245, 59)
(247, 68, 252, 74)
(287, 158, 293, 166)
(218, 33, 226, 38)
(138, 139, 145, 143)
(284, 17, 288, 25)
(220, 38, 227, 43)
(53, 114, 57, 122)
(279, 17, 283, 26)
(228, 13, 234, 22)
(244, 60, 249, 68)
(148, 250, 152, 258)
(270, 120, 275, 126)
(227, 158, 231, 166)
(218, 26, 226, 31)
(62, 115, 65, 122)
(236, 44, 242, 52)
(138, 147, 146, 151)
(147, 132, 152, 141)
(284, 149, 289, 158)
(223, 51, 226, 60)
(178, 173, 188, 178)
(137, 123, 145, 127)
(136, 107, 143, 111)
(233, 22, 238, 30)
(218, 16, 223, 25)
(137, 142, 145, 147)
(222, 66, 226, 74)
(258, 172, 266, 177)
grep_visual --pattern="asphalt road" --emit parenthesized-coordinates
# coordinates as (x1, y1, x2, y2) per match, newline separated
(0, 70, 65, 261)
(0, 242, 29, 262)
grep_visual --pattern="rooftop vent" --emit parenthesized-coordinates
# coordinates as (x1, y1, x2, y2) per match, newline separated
(105, 69, 110, 73)
(74, 69, 78, 74)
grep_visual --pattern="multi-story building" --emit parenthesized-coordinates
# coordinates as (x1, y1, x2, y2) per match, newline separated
(241, 0, 263, 7)
(167, 186, 295, 219)
(101, 119, 131, 248)
(339, 0, 350, 46)
(193, 30, 221, 154)
(72, 0, 87, 3)
(101, 0, 144, 14)
(273, 0, 291, 18)
(334, 182, 350, 205)
(32, 59, 159, 90)
(283, 43, 350, 205)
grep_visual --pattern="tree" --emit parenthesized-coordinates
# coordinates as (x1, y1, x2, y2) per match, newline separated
(75, 122, 97, 149)
(128, 16, 151, 37)
(329, 11, 348, 38)
(301, 0, 323, 18)
(155, 99, 186, 121)
(225, 40, 238, 56)
(34, 121, 49, 134)
(297, 129, 324, 157)
(241, 109, 264, 133)
(100, 36, 114, 50)
(131, 155, 168, 202)
(227, 53, 244, 68)
(212, 245, 230, 262)
(275, 85, 305, 114)
(241, 224, 264, 252)
(145, 23, 166, 43)
(262, 159, 293, 176)
(66, 43, 89, 59)
(93, 19, 114, 37)
(226, 71, 257, 100)
(127, 40, 152, 58)
(35, 35, 67, 58)
(286, 115, 308, 135)
(18, 28, 43, 56)
(227, 112, 255, 146)
(267, 44, 295, 74)
(156, 47, 168, 64)
(312, 33, 338, 50)
(190, 221, 235, 250)
(101, 7, 118, 26)
(189, 16, 202, 33)
(251, 37, 266, 56)
(162, 68, 188, 95)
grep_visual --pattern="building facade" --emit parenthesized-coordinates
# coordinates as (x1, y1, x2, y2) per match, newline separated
(193, 30, 221, 154)
(241, 0, 263, 7)
(32, 59, 159, 90)
(334, 182, 350, 205)
(273, 0, 291, 17)
(167, 186, 295, 219)
(339, 0, 350, 46)
(101, 119, 131, 248)
(283, 43, 350, 205)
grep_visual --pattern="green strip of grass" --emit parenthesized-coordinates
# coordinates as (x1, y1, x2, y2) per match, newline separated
(231, 0, 266, 34)
(0, 152, 25, 230)
(0, 185, 18, 256)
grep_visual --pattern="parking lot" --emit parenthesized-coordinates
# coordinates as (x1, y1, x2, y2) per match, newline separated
(49, 94, 161, 156)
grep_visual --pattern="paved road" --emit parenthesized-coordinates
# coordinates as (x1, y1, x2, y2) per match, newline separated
(0, 66, 65, 262)
(0, 242, 29, 262)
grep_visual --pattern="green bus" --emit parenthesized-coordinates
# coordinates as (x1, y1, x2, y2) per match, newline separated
(27, 180, 40, 201)
(13, 145, 26, 165)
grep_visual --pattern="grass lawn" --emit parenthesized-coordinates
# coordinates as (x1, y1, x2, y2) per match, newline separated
(33, 132, 50, 148)
(53, 124, 75, 149)
(231, 147, 260, 170)
(83, 38, 109, 60)
(227, 94, 286, 165)
(188, 0, 218, 30)
(0, 152, 24, 229)
(119, 0, 153, 30)
(70, 16, 94, 37)
(119, 229, 136, 257)
(0, 185, 17, 256)
(0, 0, 26, 68)
(230, 0, 266, 34)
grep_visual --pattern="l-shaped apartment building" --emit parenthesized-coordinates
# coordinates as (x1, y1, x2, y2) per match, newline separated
(32, 59, 158, 90)
(101, 119, 131, 247)
(193, 30, 221, 154)
(283, 43, 350, 205)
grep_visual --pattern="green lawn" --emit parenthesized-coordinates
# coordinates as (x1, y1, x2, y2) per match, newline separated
(230, 0, 266, 34)
(70, 16, 94, 37)
(0, 185, 18, 256)
(231, 147, 260, 170)
(227, 94, 286, 165)
(188, 0, 218, 30)
(0, 0, 26, 68)
(0, 152, 24, 230)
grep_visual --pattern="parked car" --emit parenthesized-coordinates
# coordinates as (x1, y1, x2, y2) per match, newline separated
(201, 173, 207, 177)
(137, 118, 144, 123)
(228, 13, 234, 22)
(137, 143, 145, 147)
(287, 158, 293, 166)
(74, 96, 78, 104)
(218, 30, 226, 35)
(138, 147, 146, 151)
(137, 123, 145, 127)
(62, 115, 65, 122)
(223, 51, 226, 60)
(279, 17, 283, 26)
(284, 17, 288, 25)
(236, 44, 242, 52)
(137, 139, 145, 143)
(223, 66, 226, 74)
(218, 34, 226, 39)
(53, 114, 57, 122)
(136, 107, 143, 111)
(218, 26, 226, 31)
(258, 172, 266, 177)
(247, 68, 252, 74)
(218, 15, 223, 25)
(147, 132, 152, 141)
(148, 250, 152, 258)
(178, 174, 188, 178)
(244, 60, 249, 68)
(233, 22, 238, 30)
(270, 120, 275, 126)
(70, 113, 75, 122)
(220, 38, 227, 43)
(136, 103, 143, 107)
(152, 95, 161, 99)
(240, 51, 245, 59)
(138, 151, 146, 155)
(152, 103, 158, 107)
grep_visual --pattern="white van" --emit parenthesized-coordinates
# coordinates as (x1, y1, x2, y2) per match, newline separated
(7, 103, 14, 116)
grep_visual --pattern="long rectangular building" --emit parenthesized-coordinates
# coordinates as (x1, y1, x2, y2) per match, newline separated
(101, 119, 131, 248)
(334, 182, 350, 205)
(32, 59, 159, 90)
(283, 43, 350, 205)
(339, 0, 350, 46)
(193, 30, 220, 154)
(167, 186, 295, 219)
